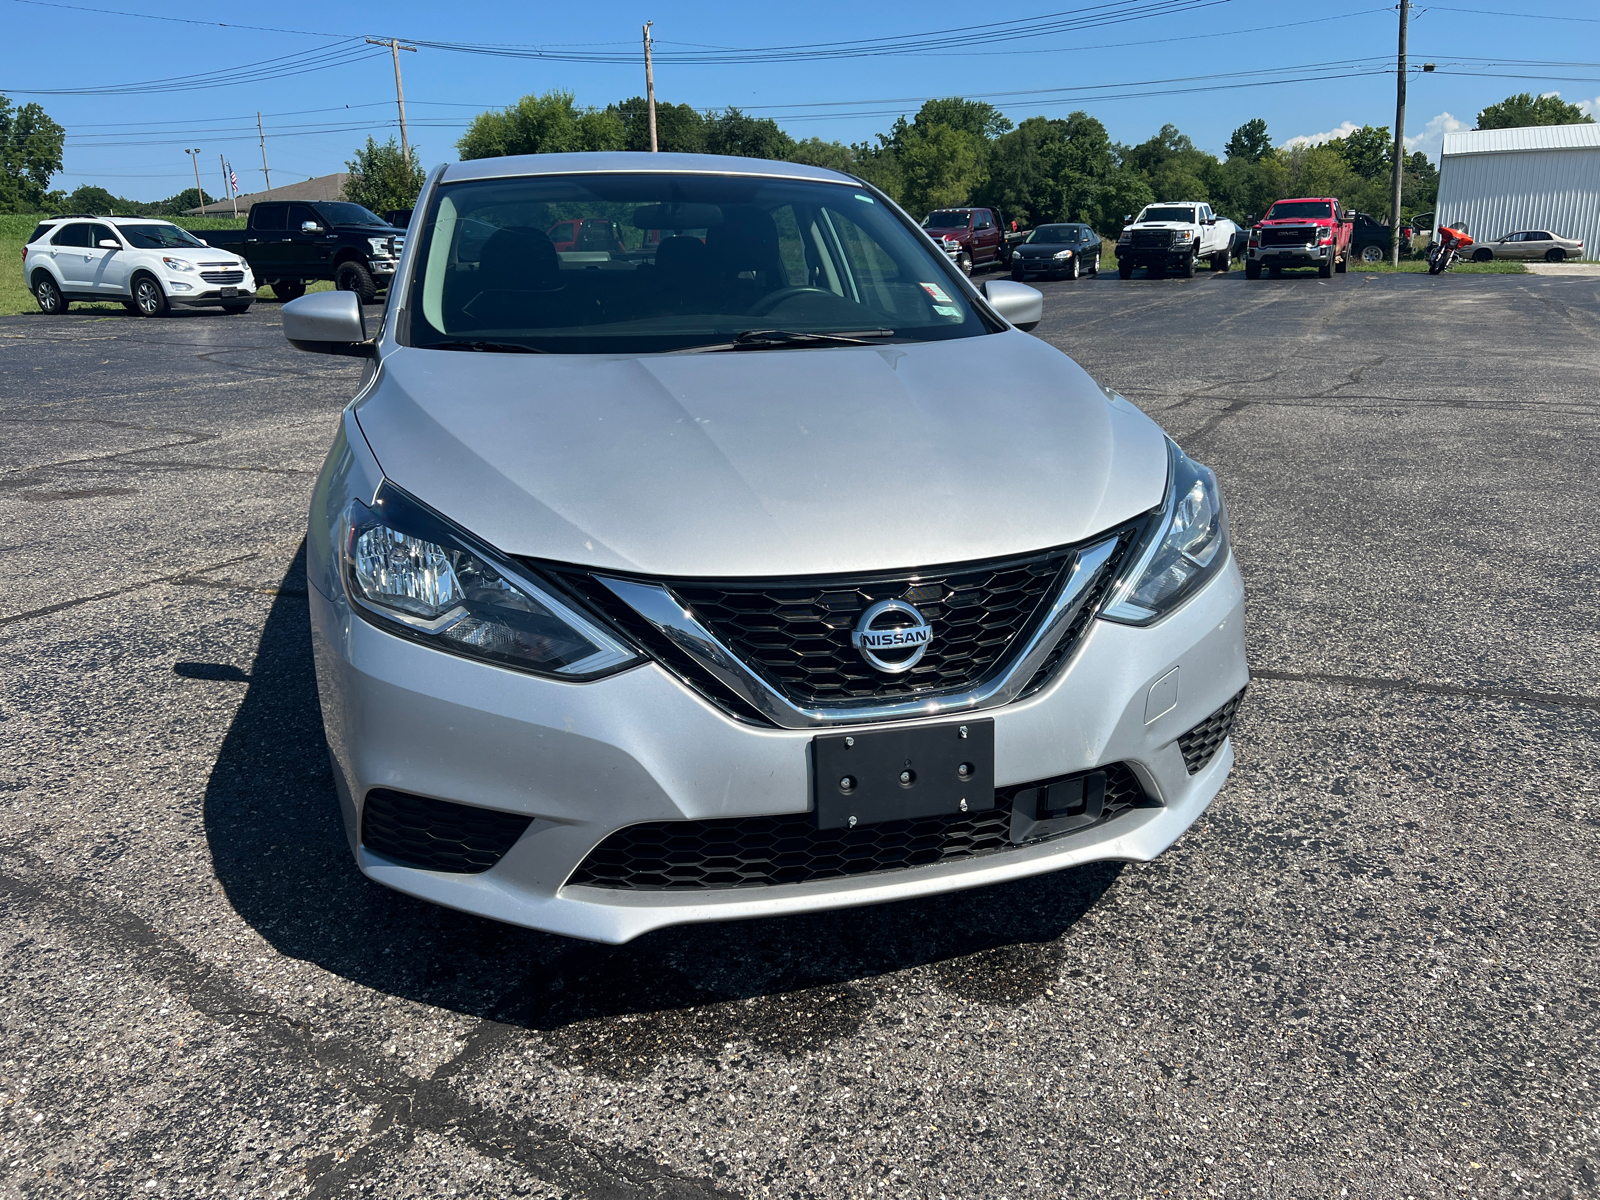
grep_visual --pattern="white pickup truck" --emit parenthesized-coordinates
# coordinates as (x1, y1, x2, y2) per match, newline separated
(1115, 202, 1241, 278)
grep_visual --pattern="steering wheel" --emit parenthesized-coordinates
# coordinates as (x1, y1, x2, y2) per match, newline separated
(747, 286, 834, 317)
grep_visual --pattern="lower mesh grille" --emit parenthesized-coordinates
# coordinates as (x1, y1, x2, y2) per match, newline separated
(361, 789, 533, 873)
(1177, 688, 1246, 774)
(567, 762, 1150, 891)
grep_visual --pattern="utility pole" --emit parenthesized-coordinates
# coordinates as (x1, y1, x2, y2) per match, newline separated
(643, 21, 658, 152)
(257, 112, 272, 195)
(367, 38, 418, 164)
(1389, 0, 1409, 266)
(219, 154, 238, 219)
(184, 148, 204, 212)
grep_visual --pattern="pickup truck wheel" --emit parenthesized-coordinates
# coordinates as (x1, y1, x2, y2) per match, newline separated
(1336, 251, 1348, 273)
(1178, 246, 1196, 278)
(335, 261, 379, 303)
(1118, 260, 1134, 280)
(1359, 243, 1386, 264)
(1545, 248, 1566, 263)
(1318, 253, 1334, 278)
(1244, 260, 1262, 280)
(271, 280, 306, 302)
(32, 275, 67, 315)
(1212, 249, 1231, 271)
(956, 251, 972, 276)
(132, 274, 169, 317)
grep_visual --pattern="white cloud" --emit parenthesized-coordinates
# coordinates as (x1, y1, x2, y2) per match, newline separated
(1405, 112, 1469, 163)
(1576, 94, 1600, 118)
(1281, 121, 1360, 149)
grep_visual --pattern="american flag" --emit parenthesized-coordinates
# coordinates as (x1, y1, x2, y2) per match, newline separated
(227, 163, 239, 195)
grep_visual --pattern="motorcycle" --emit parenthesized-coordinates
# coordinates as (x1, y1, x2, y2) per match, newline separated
(1427, 225, 1473, 274)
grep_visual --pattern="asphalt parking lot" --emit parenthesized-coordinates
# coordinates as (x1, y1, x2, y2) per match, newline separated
(2, 266, 1598, 1199)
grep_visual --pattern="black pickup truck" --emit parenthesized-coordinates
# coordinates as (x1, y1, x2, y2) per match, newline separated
(204, 200, 405, 302)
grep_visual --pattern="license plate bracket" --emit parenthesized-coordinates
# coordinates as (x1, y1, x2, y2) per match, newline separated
(220, 286, 237, 298)
(813, 719, 995, 830)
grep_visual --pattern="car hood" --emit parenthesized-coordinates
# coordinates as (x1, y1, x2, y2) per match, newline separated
(352, 331, 1168, 578)
(1131, 222, 1196, 231)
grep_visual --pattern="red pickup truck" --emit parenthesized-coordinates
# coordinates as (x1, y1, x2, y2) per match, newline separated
(1244, 197, 1353, 279)
(921, 208, 1022, 275)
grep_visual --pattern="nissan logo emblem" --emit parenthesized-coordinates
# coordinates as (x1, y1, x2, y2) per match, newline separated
(851, 599, 934, 674)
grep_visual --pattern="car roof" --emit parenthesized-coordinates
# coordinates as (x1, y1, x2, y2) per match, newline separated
(441, 151, 858, 187)
(44, 215, 181, 225)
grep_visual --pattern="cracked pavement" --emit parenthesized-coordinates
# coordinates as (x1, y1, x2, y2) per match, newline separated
(1, 269, 1598, 1198)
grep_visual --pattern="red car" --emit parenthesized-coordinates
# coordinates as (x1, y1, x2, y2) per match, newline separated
(1245, 197, 1353, 279)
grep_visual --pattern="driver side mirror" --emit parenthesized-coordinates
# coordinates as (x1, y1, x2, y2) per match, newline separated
(300, 220, 324, 234)
(981, 279, 1043, 333)
(1123, 213, 1133, 223)
(282, 290, 374, 357)
(97, 240, 120, 250)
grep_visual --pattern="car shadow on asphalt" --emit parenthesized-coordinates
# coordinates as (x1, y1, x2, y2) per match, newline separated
(203, 545, 1122, 1055)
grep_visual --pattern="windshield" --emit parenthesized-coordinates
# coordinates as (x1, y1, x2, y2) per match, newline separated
(1137, 207, 1196, 224)
(922, 211, 971, 229)
(1027, 225, 1078, 243)
(406, 173, 989, 354)
(118, 223, 208, 249)
(318, 202, 389, 227)
(1264, 201, 1333, 220)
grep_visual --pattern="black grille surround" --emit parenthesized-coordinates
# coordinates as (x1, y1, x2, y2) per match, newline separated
(1131, 230, 1180, 250)
(1259, 226, 1318, 248)
(1177, 688, 1246, 774)
(361, 788, 533, 873)
(567, 762, 1153, 891)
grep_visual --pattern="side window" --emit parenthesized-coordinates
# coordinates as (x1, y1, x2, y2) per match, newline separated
(974, 211, 993, 230)
(820, 206, 904, 315)
(252, 205, 285, 231)
(769, 205, 810, 287)
(52, 223, 91, 247)
(88, 224, 117, 247)
(289, 204, 321, 232)
(1530, 232, 1551, 241)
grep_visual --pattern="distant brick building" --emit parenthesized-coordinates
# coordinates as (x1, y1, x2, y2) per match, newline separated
(187, 173, 350, 218)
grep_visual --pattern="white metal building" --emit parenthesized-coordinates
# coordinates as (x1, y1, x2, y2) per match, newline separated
(1435, 123, 1600, 259)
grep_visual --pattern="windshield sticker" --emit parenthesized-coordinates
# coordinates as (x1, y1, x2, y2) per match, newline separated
(932, 304, 961, 320)
(854, 193, 876, 203)
(919, 282, 953, 303)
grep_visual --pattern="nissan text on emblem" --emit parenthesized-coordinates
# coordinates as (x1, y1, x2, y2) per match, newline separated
(851, 599, 934, 674)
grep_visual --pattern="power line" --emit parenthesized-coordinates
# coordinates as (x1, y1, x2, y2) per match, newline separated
(3, 39, 386, 96)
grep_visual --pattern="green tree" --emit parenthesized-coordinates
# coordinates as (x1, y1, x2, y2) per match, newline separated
(895, 122, 987, 216)
(906, 98, 1012, 141)
(162, 187, 214, 214)
(343, 136, 426, 214)
(65, 184, 120, 214)
(785, 138, 858, 173)
(703, 108, 795, 159)
(1210, 153, 1287, 223)
(1224, 119, 1271, 163)
(1476, 92, 1593, 130)
(1124, 124, 1220, 201)
(0, 93, 65, 213)
(608, 97, 706, 154)
(979, 112, 1112, 226)
(1088, 166, 1154, 235)
(1335, 125, 1391, 180)
(458, 90, 625, 160)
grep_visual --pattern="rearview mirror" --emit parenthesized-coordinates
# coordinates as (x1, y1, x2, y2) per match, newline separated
(282, 290, 373, 357)
(981, 279, 1043, 332)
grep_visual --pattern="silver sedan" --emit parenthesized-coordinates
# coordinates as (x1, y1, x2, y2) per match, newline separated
(1471, 230, 1585, 262)
(281, 152, 1248, 944)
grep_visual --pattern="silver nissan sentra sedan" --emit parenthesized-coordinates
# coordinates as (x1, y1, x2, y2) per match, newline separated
(285, 152, 1248, 944)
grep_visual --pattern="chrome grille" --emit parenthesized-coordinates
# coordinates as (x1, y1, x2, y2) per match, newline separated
(200, 269, 244, 284)
(666, 547, 1078, 704)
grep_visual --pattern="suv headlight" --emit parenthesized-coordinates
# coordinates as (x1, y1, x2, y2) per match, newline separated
(162, 257, 195, 273)
(344, 483, 640, 679)
(1100, 441, 1228, 625)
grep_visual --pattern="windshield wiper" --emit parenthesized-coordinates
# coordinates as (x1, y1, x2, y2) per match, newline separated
(682, 328, 895, 353)
(429, 339, 550, 354)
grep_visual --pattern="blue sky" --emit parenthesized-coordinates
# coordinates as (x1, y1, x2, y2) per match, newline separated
(4, 0, 1597, 201)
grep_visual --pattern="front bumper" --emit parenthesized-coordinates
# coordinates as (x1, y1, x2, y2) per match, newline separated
(1115, 243, 1193, 267)
(1013, 255, 1073, 274)
(370, 257, 398, 277)
(169, 284, 256, 307)
(309, 536, 1249, 943)
(1249, 243, 1333, 266)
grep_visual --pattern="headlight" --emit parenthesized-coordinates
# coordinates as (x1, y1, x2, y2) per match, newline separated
(1100, 441, 1228, 625)
(162, 257, 195, 273)
(1053, 249, 1073, 259)
(367, 236, 394, 258)
(344, 484, 640, 679)
(1117, 232, 1131, 243)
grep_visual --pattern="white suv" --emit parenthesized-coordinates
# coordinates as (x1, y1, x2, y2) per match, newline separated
(22, 216, 256, 317)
